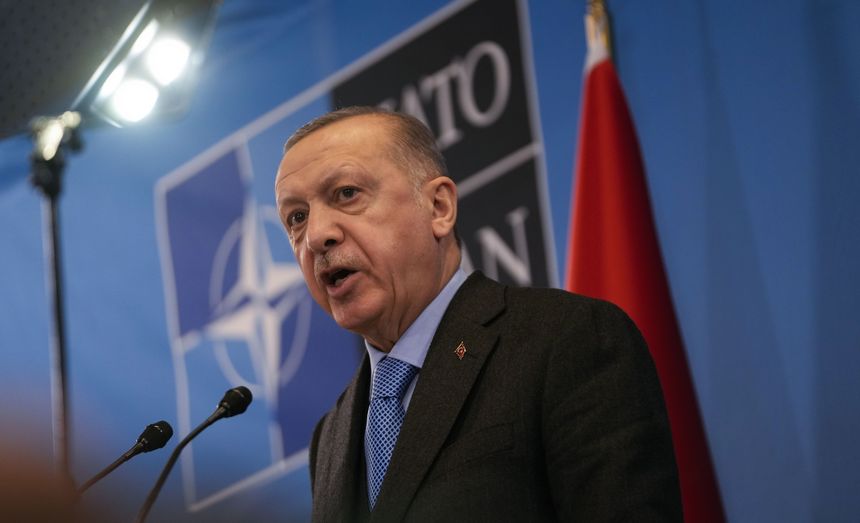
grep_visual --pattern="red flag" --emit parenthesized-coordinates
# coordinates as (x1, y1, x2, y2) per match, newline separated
(566, 6, 725, 522)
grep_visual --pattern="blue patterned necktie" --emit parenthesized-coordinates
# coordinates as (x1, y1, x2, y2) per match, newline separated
(365, 356, 419, 509)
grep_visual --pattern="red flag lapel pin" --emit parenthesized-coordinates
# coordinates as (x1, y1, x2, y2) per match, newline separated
(454, 341, 467, 360)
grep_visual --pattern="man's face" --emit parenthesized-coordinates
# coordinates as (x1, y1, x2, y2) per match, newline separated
(275, 115, 445, 347)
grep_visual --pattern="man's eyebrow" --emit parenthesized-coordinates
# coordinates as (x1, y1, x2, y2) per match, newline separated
(276, 168, 360, 208)
(277, 195, 302, 210)
(275, 183, 305, 208)
(317, 170, 351, 189)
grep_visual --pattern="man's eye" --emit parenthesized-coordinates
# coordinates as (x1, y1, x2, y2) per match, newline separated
(287, 210, 307, 227)
(337, 187, 358, 200)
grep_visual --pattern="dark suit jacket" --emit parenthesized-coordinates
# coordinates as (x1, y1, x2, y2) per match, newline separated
(309, 272, 681, 522)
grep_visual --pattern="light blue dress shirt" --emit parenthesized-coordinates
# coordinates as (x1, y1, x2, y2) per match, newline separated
(364, 268, 468, 411)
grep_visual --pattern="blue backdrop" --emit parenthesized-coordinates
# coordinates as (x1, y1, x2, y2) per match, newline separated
(0, 0, 857, 521)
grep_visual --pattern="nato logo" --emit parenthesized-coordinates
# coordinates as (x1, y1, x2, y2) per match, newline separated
(155, 143, 361, 511)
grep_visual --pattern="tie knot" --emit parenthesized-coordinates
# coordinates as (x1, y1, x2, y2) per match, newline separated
(372, 357, 418, 399)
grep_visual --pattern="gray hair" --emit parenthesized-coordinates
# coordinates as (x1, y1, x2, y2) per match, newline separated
(283, 106, 448, 191)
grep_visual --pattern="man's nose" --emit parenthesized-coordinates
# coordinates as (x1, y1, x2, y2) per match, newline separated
(305, 207, 343, 253)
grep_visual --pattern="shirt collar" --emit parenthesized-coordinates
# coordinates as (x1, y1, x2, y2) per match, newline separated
(365, 268, 468, 373)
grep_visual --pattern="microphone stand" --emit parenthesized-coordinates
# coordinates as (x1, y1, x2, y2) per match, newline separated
(78, 420, 174, 494)
(29, 112, 83, 487)
(134, 409, 223, 523)
(135, 387, 251, 523)
(78, 444, 139, 494)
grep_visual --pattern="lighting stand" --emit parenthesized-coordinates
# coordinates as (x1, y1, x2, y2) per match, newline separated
(29, 112, 83, 486)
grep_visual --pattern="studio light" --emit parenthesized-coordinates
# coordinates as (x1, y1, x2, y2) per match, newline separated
(110, 78, 160, 123)
(146, 36, 191, 85)
(132, 20, 160, 56)
(72, 0, 221, 127)
(25, 0, 221, 485)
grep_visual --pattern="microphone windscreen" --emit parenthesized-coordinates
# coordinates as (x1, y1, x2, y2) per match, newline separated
(219, 386, 252, 417)
(138, 421, 174, 452)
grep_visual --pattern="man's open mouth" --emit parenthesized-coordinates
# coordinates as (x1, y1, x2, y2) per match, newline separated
(325, 268, 356, 287)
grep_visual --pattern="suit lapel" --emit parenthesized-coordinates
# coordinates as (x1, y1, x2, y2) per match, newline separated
(314, 355, 371, 522)
(370, 273, 506, 522)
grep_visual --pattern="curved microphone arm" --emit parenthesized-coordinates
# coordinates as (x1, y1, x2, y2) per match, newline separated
(134, 386, 252, 523)
(78, 420, 173, 494)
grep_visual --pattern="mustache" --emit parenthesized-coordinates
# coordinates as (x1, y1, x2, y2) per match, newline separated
(314, 251, 363, 276)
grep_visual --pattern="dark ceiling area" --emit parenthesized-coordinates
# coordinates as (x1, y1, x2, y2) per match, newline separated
(0, 0, 147, 140)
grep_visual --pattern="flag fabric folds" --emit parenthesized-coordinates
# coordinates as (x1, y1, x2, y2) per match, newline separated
(565, 5, 725, 521)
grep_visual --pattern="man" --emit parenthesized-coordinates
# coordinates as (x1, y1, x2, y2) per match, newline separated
(275, 106, 681, 522)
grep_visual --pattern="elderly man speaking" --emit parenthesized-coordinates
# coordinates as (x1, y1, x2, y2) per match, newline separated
(275, 106, 681, 522)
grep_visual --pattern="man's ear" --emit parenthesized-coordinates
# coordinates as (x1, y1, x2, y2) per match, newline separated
(426, 176, 458, 240)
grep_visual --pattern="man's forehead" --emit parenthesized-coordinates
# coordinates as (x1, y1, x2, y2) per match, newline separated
(277, 115, 396, 181)
(277, 142, 330, 181)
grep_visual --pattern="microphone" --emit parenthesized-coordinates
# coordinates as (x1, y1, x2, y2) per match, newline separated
(135, 386, 252, 523)
(78, 421, 173, 494)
